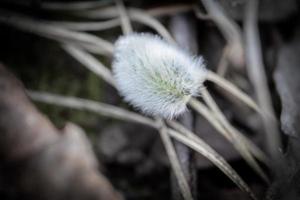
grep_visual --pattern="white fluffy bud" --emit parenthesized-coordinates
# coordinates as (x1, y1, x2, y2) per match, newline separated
(112, 33, 206, 119)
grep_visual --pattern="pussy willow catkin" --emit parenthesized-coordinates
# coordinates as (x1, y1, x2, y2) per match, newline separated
(113, 33, 207, 119)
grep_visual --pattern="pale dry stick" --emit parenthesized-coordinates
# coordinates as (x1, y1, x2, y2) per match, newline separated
(28, 91, 155, 128)
(72, 6, 118, 18)
(199, 0, 244, 68)
(244, 0, 282, 163)
(216, 47, 229, 76)
(48, 18, 121, 32)
(70, 42, 111, 56)
(0, 11, 114, 56)
(167, 122, 257, 200)
(201, 88, 269, 182)
(63, 45, 117, 87)
(115, 0, 132, 34)
(193, 6, 212, 20)
(156, 119, 194, 200)
(188, 98, 269, 166)
(41, 0, 113, 10)
(28, 90, 256, 200)
(147, 4, 193, 17)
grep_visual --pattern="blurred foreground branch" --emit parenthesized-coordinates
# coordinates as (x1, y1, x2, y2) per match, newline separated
(0, 63, 122, 200)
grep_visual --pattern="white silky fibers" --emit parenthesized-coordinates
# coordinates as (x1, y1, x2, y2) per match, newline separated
(113, 33, 207, 119)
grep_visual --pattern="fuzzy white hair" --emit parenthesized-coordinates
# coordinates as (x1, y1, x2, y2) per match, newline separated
(112, 33, 207, 119)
